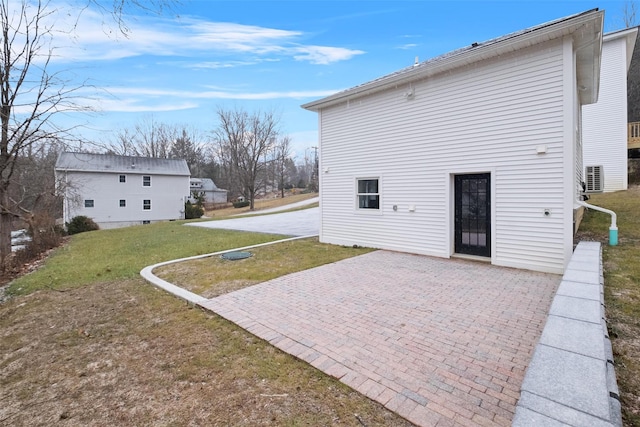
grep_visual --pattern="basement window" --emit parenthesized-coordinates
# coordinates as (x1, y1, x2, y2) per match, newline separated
(357, 178, 380, 209)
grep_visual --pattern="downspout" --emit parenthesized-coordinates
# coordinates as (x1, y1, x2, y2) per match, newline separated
(575, 199, 618, 245)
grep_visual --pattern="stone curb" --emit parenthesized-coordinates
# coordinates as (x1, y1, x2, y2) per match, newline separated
(139, 234, 319, 305)
(513, 241, 622, 426)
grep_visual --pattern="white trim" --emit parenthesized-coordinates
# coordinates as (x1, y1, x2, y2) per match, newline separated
(354, 176, 383, 215)
(562, 36, 576, 271)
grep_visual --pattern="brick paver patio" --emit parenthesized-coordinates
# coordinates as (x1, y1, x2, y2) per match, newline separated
(199, 251, 560, 426)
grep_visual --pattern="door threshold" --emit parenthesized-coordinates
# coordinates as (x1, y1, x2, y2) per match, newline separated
(451, 254, 491, 263)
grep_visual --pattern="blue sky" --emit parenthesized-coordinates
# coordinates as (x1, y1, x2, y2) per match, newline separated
(50, 0, 632, 159)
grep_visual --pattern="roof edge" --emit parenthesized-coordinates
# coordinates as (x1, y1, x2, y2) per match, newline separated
(302, 9, 604, 111)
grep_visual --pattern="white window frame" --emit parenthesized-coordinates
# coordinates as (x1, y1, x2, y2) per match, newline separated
(119, 174, 126, 183)
(84, 199, 94, 208)
(143, 199, 151, 210)
(356, 177, 381, 212)
(143, 175, 151, 187)
(119, 199, 126, 207)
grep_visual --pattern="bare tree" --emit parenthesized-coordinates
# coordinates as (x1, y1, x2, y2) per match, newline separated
(0, 0, 180, 266)
(214, 107, 279, 210)
(624, 1, 640, 124)
(273, 136, 292, 198)
(0, 0, 94, 263)
(86, 0, 177, 35)
(623, 0, 638, 28)
(109, 117, 176, 158)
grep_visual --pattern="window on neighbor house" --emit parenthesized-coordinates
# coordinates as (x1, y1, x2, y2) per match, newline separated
(84, 199, 94, 208)
(357, 178, 380, 209)
(119, 175, 126, 183)
(143, 176, 151, 187)
(143, 199, 151, 210)
(119, 199, 126, 207)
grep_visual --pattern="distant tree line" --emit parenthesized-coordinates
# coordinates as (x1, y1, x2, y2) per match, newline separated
(105, 109, 318, 209)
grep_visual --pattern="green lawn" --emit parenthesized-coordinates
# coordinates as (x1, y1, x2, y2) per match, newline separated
(7, 220, 285, 296)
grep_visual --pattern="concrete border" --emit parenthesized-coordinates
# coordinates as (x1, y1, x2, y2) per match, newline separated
(514, 241, 621, 426)
(140, 234, 318, 305)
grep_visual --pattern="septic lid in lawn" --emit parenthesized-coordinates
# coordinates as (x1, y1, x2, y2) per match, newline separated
(220, 251, 252, 261)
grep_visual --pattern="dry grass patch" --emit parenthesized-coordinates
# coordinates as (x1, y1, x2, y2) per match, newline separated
(206, 192, 318, 219)
(577, 185, 640, 426)
(0, 278, 413, 426)
(1, 205, 412, 426)
(155, 238, 372, 298)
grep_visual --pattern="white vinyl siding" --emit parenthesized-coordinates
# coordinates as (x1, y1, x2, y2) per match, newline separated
(318, 38, 572, 273)
(583, 33, 632, 192)
(61, 171, 189, 229)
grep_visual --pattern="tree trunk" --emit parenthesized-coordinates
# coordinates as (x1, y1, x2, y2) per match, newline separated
(0, 190, 12, 266)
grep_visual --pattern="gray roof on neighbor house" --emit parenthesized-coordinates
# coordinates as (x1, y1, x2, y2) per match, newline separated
(302, 9, 603, 111)
(55, 152, 191, 176)
(190, 178, 227, 192)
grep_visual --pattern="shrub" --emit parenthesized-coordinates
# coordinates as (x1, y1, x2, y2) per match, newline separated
(66, 216, 99, 235)
(233, 200, 250, 208)
(184, 201, 204, 219)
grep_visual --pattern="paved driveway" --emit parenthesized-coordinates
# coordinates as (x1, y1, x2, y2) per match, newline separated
(186, 207, 319, 236)
(200, 251, 560, 427)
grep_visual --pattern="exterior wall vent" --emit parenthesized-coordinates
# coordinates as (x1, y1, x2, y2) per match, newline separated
(585, 165, 604, 193)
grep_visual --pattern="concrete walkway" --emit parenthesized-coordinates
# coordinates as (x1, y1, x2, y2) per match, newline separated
(186, 207, 319, 236)
(200, 251, 560, 426)
(514, 242, 621, 426)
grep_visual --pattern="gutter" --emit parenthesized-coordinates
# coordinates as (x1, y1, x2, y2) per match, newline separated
(576, 199, 618, 245)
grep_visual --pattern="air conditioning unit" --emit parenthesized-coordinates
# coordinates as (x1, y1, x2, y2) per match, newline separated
(585, 165, 604, 193)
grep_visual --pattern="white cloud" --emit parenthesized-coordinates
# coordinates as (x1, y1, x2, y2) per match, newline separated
(397, 43, 419, 50)
(48, 5, 364, 65)
(292, 45, 365, 65)
(90, 87, 340, 112)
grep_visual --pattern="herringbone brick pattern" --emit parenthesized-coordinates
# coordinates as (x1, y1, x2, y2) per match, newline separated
(199, 251, 559, 426)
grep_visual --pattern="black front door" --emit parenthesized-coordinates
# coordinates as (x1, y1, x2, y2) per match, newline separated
(455, 174, 491, 257)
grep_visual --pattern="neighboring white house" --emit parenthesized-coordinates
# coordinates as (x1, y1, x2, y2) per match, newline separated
(302, 10, 604, 274)
(55, 152, 191, 229)
(189, 178, 228, 204)
(582, 27, 638, 193)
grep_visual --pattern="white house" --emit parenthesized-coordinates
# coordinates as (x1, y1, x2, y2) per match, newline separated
(55, 152, 191, 229)
(582, 27, 638, 192)
(189, 178, 228, 205)
(302, 10, 604, 274)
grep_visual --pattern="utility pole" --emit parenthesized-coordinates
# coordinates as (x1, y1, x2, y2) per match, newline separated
(311, 146, 318, 192)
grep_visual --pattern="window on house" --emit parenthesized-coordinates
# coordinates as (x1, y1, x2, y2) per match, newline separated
(143, 176, 151, 187)
(142, 220, 150, 224)
(84, 199, 94, 208)
(143, 199, 151, 210)
(119, 175, 126, 183)
(357, 178, 380, 209)
(119, 199, 126, 207)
